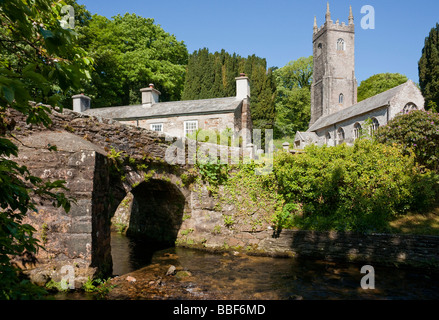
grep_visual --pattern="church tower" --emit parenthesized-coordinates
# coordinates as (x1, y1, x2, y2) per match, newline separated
(310, 3, 358, 126)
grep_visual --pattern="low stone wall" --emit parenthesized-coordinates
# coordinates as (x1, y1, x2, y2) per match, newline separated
(178, 227, 439, 270)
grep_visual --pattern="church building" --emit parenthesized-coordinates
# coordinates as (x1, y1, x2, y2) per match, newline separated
(294, 4, 424, 149)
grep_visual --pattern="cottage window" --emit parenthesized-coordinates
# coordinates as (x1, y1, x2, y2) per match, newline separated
(337, 38, 346, 51)
(184, 120, 198, 136)
(353, 123, 362, 140)
(150, 123, 163, 132)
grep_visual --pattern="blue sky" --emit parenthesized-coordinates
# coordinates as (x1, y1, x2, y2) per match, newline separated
(77, 0, 439, 84)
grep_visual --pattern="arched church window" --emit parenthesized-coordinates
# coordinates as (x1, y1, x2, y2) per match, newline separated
(371, 118, 380, 135)
(339, 93, 344, 104)
(337, 38, 346, 51)
(326, 132, 331, 144)
(403, 103, 417, 114)
(353, 123, 362, 140)
(337, 127, 345, 144)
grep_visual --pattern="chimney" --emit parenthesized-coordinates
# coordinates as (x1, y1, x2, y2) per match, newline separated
(72, 94, 91, 113)
(235, 73, 250, 100)
(140, 84, 161, 107)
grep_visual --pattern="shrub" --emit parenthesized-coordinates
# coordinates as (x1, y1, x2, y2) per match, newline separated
(375, 110, 439, 171)
(273, 139, 438, 232)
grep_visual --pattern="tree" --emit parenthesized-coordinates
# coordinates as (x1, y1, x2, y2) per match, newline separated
(70, 13, 188, 109)
(273, 56, 313, 138)
(0, 0, 91, 299)
(419, 23, 439, 111)
(375, 110, 439, 171)
(181, 49, 276, 131)
(357, 73, 408, 102)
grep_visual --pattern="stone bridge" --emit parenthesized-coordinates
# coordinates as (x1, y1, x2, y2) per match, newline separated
(11, 107, 255, 286)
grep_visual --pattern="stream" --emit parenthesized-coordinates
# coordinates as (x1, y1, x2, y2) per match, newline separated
(106, 232, 439, 300)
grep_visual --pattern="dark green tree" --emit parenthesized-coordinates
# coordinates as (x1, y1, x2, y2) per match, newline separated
(375, 110, 439, 171)
(357, 73, 408, 102)
(182, 49, 276, 130)
(419, 23, 439, 111)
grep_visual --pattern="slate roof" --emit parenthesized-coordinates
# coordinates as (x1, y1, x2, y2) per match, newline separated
(295, 131, 319, 141)
(308, 81, 411, 132)
(83, 97, 242, 120)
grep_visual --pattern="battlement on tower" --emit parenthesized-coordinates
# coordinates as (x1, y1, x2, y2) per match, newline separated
(313, 3, 354, 40)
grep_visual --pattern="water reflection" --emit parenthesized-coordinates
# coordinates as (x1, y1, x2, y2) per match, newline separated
(111, 232, 439, 300)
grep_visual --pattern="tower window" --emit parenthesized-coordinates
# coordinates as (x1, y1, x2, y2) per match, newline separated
(339, 93, 344, 104)
(337, 38, 346, 51)
(317, 43, 323, 56)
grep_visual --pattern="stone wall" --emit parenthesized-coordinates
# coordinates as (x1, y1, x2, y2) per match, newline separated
(15, 144, 109, 287)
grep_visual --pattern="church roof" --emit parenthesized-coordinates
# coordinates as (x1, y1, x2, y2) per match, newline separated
(83, 96, 242, 120)
(308, 81, 412, 132)
(295, 131, 319, 141)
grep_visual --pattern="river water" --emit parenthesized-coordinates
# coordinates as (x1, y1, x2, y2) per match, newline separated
(109, 232, 439, 300)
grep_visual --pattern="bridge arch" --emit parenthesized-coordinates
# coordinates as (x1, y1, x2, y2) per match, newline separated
(110, 169, 191, 247)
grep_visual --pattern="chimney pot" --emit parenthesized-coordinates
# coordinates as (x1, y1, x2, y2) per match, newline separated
(140, 85, 161, 106)
(72, 94, 91, 113)
(235, 74, 250, 100)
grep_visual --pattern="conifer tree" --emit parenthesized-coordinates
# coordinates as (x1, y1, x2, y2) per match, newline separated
(419, 23, 439, 111)
(181, 49, 276, 130)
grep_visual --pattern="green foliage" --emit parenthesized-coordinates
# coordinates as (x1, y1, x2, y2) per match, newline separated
(419, 23, 439, 111)
(187, 128, 239, 146)
(182, 48, 276, 131)
(0, 0, 89, 300)
(195, 154, 229, 186)
(273, 139, 437, 232)
(357, 73, 408, 102)
(273, 56, 313, 138)
(218, 161, 284, 231)
(82, 277, 115, 300)
(72, 12, 188, 108)
(375, 110, 439, 171)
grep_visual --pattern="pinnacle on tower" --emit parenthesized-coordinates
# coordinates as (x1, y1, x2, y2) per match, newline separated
(326, 2, 331, 22)
(349, 5, 354, 25)
(314, 16, 318, 32)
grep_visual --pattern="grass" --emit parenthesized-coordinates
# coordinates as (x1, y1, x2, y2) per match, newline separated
(273, 137, 296, 151)
(389, 207, 439, 236)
